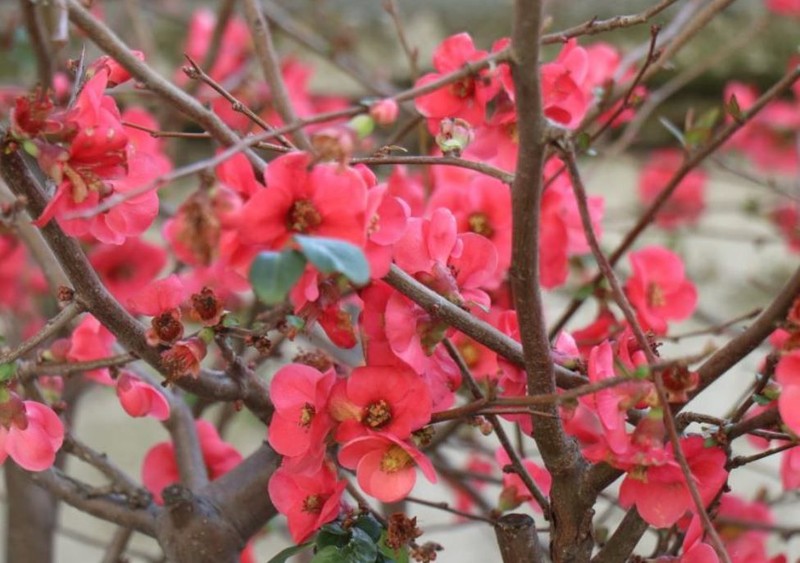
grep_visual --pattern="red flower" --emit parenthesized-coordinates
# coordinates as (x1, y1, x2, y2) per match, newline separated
(495, 448, 551, 513)
(268, 462, 346, 543)
(238, 152, 368, 249)
(624, 246, 698, 335)
(0, 399, 64, 472)
(338, 434, 437, 503)
(330, 365, 432, 443)
(115, 372, 170, 421)
(142, 419, 242, 503)
(638, 150, 706, 229)
(619, 436, 728, 528)
(268, 363, 336, 470)
(775, 350, 800, 435)
(67, 314, 116, 384)
(414, 33, 498, 130)
(90, 238, 167, 303)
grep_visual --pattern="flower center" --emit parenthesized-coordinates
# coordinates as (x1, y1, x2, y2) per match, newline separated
(380, 445, 415, 473)
(151, 310, 184, 343)
(299, 403, 316, 428)
(363, 399, 392, 429)
(303, 494, 323, 514)
(646, 283, 666, 308)
(458, 340, 480, 368)
(467, 212, 494, 238)
(450, 77, 476, 99)
(287, 199, 322, 233)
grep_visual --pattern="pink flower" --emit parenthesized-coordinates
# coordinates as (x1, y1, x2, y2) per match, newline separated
(330, 365, 432, 443)
(0, 399, 64, 472)
(414, 33, 498, 130)
(624, 246, 698, 335)
(127, 275, 188, 346)
(766, 0, 800, 16)
(775, 350, 800, 434)
(638, 150, 706, 229)
(338, 434, 437, 502)
(770, 202, 800, 253)
(781, 445, 800, 489)
(238, 152, 368, 249)
(619, 436, 728, 528)
(495, 448, 551, 512)
(67, 314, 116, 384)
(268, 462, 346, 543)
(142, 420, 242, 503)
(90, 238, 167, 303)
(268, 363, 336, 470)
(115, 372, 170, 421)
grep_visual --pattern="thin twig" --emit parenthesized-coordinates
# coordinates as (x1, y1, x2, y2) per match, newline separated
(241, 0, 313, 152)
(1, 300, 84, 364)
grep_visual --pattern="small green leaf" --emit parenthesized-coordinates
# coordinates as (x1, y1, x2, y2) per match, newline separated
(249, 250, 307, 305)
(316, 523, 349, 550)
(354, 513, 383, 542)
(726, 94, 743, 122)
(294, 235, 370, 286)
(378, 532, 409, 563)
(0, 363, 16, 383)
(311, 528, 379, 563)
(22, 140, 39, 157)
(267, 542, 313, 563)
(632, 365, 650, 380)
(575, 132, 592, 153)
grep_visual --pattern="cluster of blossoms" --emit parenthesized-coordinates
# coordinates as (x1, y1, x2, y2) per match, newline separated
(4, 5, 800, 561)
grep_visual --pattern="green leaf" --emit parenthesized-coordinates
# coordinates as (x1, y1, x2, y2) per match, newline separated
(311, 528, 379, 563)
(0, 363, 16, 383)
(575, 132, 592, 153)
(632, 365, 650, 380)
(267, 542, 313, 563)
(316, 523, 350, 550)
(354, 513, 383, 542)
(249, 250, 307, 305)
(378, 532, 409, 563)
(294, 235, 370, 286)
(726, 94, 743, 122)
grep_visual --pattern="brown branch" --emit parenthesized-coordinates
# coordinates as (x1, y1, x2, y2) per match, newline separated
(100, 527, 134, 563)
(241, 0, 313, 152)
(494, 513, 545, 563)
(352, 155, 514, 184)
(1, 300, 84, 364)
(20, 352, 137, 377)
(591, 507, 649, 563)
(182, 54, 293, 148)
(540, 0, 680, 44)
(405, 495, 495, 524)
(20, 0, 54, 88)
(510, 2, 594, 560)
(384, 265, 586, 390)
(25, 468, 157, 535)
(260, 1, 394, 96)
(695, 264, 800, 394)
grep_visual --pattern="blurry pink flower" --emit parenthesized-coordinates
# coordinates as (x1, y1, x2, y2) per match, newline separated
(775, 350, 800, 434)
(0, 400, 64, 472)
(67, 314, 116, 384)
(115, 372, 170, 421)
(90, 238, 167, 303)
(638, 150, 706, 229)
(142, 420, 242, 503)
(624, 246, 697, 335)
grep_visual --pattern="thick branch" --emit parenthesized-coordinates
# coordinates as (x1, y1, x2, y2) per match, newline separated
(510, 2, 592, 561)
(494, 513, 545, 563)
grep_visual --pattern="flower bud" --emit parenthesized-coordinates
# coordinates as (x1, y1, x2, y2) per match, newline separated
(435, 117, 473, 156)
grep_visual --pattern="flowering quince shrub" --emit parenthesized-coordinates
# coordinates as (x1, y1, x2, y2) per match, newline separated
(4, 2, 800, 563)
